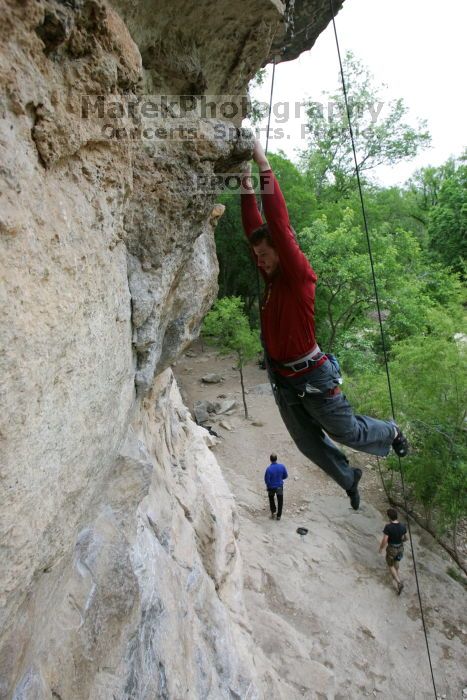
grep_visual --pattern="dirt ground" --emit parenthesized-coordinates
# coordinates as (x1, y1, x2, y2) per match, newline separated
(174, 341, 467, 700)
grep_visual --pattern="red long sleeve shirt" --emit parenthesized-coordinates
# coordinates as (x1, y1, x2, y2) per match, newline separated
(241, 169, 321, 370)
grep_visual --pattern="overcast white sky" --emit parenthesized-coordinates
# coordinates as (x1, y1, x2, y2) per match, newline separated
(250, 0, 467, 186)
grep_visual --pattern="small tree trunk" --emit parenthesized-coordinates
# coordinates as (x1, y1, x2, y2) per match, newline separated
(452, 518, 459, 561)
(239, 363, 249, 419)
(328, 319, 338, 352)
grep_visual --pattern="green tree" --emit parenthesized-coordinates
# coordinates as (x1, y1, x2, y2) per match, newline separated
(214, 196, 258, 312)
(267, 152, 316, 232)
(298, 210, 378, 351)
(297, 209, 431, 355)
(350, 324, 467, 552)
(427, 158, 467, 275)
(406, 155, 467, 268)
(202, 297, 261, 418)
(300, 51, 431, 195)
(248, 68, 269, 125)
(360, 183, 428, 246)
(407, 164, 448, 211)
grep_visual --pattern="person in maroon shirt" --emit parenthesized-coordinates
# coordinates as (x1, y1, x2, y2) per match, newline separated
(241, 140, 409, 510)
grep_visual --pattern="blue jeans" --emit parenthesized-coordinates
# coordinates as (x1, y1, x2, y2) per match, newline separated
(272, 358, 394, 491)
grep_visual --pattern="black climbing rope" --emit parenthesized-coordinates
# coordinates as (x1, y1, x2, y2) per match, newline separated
(254, 57, 277, 357)
(328, 1, 438, 696)
(264, 56, 277, 158)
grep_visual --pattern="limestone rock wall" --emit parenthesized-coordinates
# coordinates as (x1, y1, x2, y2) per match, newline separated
(0, 0, 344, 695)
(3, 370, 258, 698)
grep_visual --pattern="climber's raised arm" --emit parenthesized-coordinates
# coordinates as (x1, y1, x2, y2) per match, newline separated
(252, 139, 271, 172)
(240, 162, 263, 237)
(251, 140, 313, 282)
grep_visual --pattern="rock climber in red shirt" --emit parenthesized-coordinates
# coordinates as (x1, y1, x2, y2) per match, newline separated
(241, 140, 409, 510)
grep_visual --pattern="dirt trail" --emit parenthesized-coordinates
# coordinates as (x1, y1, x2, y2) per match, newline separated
(174, 342, 466, 700)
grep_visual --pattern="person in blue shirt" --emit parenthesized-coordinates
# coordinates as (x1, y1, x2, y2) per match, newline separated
(264, 454, 288, 521)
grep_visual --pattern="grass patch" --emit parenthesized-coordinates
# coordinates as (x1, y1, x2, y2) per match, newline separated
(447, 566, 467, 590)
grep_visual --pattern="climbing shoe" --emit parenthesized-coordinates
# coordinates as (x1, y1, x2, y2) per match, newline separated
(397, 581, 404, 595)
(346, 468, 362, 511)
(392, 428, 409, 458)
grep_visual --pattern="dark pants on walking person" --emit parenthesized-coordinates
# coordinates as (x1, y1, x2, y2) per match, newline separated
(268, 487, 283, 518)
(271, 357, 395, 491)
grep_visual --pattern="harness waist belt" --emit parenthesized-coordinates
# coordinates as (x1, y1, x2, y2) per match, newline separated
(389, 543, 403, 547)
(280, 345, 323, 372)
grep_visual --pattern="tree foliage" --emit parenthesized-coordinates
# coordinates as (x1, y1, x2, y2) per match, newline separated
(427, 158, 467, 275)
(296, 209, 463, 360)
(214, 195, 258, 312)
(202, 297, 261, 418)
(408, 155, 467, 275)
(350, 323, 467, 546)
(248, 68, 269, 125)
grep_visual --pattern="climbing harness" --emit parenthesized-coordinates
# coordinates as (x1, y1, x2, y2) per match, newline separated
(328, 0, 438, 695)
